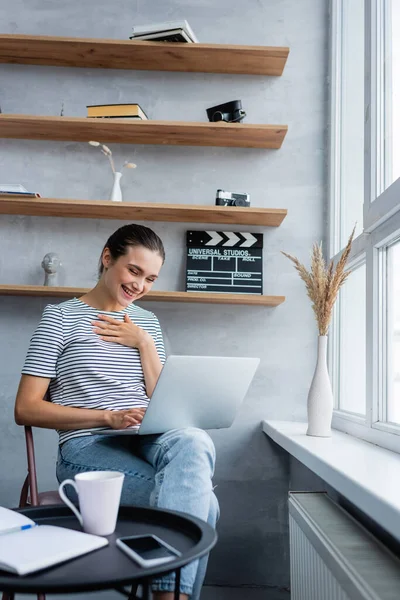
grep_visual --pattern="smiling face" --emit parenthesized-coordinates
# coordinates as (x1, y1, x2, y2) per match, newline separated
(101, 244, 163, 309)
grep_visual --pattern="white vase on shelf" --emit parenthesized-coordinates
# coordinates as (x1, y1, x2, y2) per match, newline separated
(306, 335, 333, 437)
(109, 171, 123, 202)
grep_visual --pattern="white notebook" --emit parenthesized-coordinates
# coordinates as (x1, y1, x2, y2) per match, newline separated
(0, 507, 108, 575)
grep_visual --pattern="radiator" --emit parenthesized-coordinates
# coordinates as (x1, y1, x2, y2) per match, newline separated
(289, 492, 400, 600)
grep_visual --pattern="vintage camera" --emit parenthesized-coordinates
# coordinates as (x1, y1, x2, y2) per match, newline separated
(206, 100, 246, 123)
(215, 189, 250, 207)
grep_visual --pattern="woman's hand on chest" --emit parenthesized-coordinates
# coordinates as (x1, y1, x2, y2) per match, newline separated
(92, 314, 152, 349)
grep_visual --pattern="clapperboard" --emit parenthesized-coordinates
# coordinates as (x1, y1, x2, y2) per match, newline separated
(186, 230, 263, 295)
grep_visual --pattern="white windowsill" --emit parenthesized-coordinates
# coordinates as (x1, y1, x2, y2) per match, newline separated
(262, 420, 400, 541)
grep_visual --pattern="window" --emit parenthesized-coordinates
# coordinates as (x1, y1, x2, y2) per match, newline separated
(330, 0, 400, 453)
(330, 0, 364, 252)
(337, 261, 366, 416)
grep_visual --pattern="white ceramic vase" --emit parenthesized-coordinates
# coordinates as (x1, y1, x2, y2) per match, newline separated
(306, 335, 333, 437)
(109, 171, 122, 202)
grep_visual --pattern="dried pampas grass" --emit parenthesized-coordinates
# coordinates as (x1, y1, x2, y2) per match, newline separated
(88, 141, 137, 174)
(282, 226, 356, 336)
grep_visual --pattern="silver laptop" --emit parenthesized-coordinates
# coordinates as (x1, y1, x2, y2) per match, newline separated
(95, 355, 260, 436)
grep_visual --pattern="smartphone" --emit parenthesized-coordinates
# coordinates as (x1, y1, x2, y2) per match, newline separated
(116, 534, 182, 568)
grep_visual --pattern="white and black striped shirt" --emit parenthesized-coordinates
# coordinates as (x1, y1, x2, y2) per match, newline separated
(22, 298, 166, 444)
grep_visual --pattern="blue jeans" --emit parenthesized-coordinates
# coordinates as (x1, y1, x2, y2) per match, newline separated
(56, 428, 219, 599)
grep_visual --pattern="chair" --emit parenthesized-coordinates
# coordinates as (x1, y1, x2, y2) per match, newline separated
(19, 425, 62, 508)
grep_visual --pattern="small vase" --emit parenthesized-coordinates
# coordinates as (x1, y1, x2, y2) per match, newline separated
(306, 335, 333, 437)
(109, 171, 122, 202)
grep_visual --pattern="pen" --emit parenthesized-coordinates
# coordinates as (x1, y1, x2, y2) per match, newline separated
(0, 524, 38, 536)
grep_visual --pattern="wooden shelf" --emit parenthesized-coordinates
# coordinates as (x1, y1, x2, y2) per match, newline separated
(0, 115, 287, 149)
(0, 285, 285, 306)
(0, 34, 289, 76)
(0, 195, 287, 226)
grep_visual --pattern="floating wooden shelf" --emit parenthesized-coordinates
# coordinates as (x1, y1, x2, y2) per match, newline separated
(0, 195, 287, 226)
(0, 34, 289, 76)
(0, 285, 285, 306)
(0, 115, 287, 149)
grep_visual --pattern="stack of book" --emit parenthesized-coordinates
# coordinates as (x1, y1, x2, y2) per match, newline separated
(0, 184, 40, 197)
(86, 103, 148, 120)
(129, 20, 198, 43)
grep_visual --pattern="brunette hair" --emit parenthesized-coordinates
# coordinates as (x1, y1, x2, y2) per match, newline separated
(98, 224, 165, 277)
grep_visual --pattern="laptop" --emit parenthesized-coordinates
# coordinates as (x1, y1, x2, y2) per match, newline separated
(94, 355, 260, 436)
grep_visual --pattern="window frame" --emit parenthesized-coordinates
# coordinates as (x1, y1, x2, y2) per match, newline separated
(329, 0, 400, 454)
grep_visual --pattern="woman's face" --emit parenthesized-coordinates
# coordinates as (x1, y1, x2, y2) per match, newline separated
(102, 245, 163, 308)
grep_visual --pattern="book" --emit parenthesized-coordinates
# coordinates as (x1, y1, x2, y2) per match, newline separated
(129, 19, 198, 43)
(87, 103, 148, 120)
(0, 184, 41, 197)
(130, 29, 195, 43)
(0, 506, 108, 575)
(0, 191, 41, 197)
(89, 117, 144, 122)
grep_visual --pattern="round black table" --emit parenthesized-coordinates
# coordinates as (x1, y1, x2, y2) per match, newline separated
(0, 505, 217, 600)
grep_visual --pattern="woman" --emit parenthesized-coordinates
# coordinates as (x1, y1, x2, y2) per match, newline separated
(15, 223, 219, 600)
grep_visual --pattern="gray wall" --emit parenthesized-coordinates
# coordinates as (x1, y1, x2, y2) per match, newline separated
(0, 0, 328, 593)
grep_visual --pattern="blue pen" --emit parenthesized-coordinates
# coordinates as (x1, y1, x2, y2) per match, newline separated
(0, 523, 38, 536)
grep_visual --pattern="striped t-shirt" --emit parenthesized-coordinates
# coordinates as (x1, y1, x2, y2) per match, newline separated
(22, 297, 166, 445)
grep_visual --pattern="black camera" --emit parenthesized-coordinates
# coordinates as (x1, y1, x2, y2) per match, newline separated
(206, 100, 246, 123)
(215, 189, 250, 207)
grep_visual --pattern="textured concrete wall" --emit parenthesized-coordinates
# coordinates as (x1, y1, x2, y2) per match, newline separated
(0, 0, 328, 591)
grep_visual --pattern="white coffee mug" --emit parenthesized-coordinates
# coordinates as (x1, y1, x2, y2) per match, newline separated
(58, 471, 124, 536)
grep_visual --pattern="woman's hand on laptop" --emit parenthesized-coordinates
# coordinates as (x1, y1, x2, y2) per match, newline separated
(106, 408, 146, 430)
(92, 314, 151, 349)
